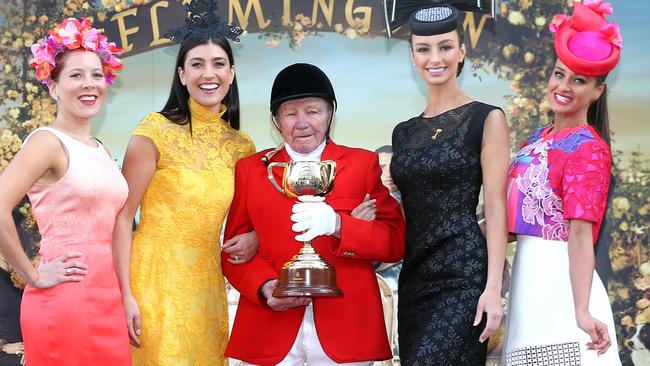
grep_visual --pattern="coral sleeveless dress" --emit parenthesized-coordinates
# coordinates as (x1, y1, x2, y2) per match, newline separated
(20, 127, 131, 365)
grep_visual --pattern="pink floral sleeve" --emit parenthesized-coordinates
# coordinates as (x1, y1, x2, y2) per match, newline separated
(561, 141, 611, 225)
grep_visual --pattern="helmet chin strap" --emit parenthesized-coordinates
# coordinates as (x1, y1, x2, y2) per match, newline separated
(326, 101, 337, 139)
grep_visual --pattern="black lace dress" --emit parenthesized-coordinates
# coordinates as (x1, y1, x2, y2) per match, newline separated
(391, 101, 500, 365)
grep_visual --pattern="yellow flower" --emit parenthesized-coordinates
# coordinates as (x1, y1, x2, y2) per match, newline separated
(4, 64, 12, 73)
(38, 15, 48, 24)
(636, 307, 650, 324)
(613, 197, 630, 212)
(524, 52, 535, 64)
(507, 11, 526, 26)
(518, 0, 532, 10)
(535, 17, 547, 27)
(345, 28, 358, 39)
(8, 108, 20, 119)
(633, 276, 650, 291)
(641, 261, 650, 276)
(502, 44, 519, 59)
(334, 23, 344, 33)
(619, 222, 628, 231)
(621, 315, 633, 327)
(11, 38, 23, 49)
(637, 298, 650, 310)
(266, 39, 280, 48)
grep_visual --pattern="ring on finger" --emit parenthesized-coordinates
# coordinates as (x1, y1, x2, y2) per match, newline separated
(65, 268, 72, 274)
(233, 255, 240, 261)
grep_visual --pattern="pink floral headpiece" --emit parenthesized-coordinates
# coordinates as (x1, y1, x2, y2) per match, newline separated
(31, 18, 123, 86)
(549, 0, 622, 76)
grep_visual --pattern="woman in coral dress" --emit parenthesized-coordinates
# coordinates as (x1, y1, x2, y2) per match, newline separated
(0, 18, 131, 365)
(112, 24, 258, 365)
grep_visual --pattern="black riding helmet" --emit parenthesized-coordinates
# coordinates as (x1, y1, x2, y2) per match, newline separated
(270, 63, 337, 116)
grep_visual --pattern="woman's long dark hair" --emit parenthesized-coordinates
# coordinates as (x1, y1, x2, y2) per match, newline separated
(160, 34, 240, 131)
(588, 75, 610, 146)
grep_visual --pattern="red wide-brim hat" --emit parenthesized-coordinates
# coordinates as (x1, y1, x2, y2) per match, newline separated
(551, 1, 622, 77)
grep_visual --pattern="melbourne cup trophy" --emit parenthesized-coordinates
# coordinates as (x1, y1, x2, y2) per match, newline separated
(267, 160, 343, 297)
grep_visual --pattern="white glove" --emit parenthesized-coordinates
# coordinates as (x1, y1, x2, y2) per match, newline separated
(291, 195, 337, 242)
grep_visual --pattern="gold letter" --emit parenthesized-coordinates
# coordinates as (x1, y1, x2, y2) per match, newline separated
(150, 1, 171, 47)
(228, 0, 270, 30)
(312, 0, 334, 27)
(110, 8, 139, 53)
(283, 0, 291, 24)
(463, 13, 489, 49)
(345, 0, 371, 32)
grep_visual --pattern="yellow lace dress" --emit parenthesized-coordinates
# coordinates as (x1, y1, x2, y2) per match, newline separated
(130, 99, 255, 366)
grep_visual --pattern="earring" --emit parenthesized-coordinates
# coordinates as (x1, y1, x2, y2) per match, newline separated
(52, 95, 58, 101)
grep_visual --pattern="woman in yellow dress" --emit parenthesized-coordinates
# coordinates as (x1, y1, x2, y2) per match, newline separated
(112, 26, 258, 365)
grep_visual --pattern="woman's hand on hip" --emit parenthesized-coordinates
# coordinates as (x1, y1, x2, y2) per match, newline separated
(32, 251, 87, 289)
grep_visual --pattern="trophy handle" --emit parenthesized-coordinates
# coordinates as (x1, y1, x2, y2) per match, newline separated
(320, 160, 337, 192)
(267, 162, 287, 195)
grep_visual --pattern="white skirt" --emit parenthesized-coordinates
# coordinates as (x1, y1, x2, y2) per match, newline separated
(503, 235, 621, 366)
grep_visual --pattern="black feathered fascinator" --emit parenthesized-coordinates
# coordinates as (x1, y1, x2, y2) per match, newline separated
(165, 0, 243, 42)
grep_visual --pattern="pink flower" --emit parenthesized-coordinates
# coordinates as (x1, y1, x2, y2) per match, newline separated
(81, 28, 100, 51)
(31, 42, 55, 66)
(583, 0, 613, 16)
(30, 17, 123, 85)
(549, 14, 568, 33)
(51, 18, 82, 49)
(601, 22, 623, 48)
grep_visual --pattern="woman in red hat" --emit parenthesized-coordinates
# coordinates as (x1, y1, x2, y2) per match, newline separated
(503, 1, 622, 364)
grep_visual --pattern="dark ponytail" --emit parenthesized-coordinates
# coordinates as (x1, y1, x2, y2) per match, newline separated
(587, 75, 610, 146)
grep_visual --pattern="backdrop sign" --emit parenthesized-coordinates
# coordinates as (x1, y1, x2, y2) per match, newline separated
(95, 0, 521, 56)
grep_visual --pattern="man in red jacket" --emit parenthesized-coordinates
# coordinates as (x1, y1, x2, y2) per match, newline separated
(222, 63, 406, 365)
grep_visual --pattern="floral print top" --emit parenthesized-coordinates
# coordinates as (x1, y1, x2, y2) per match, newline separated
(507, 124, 611, 243)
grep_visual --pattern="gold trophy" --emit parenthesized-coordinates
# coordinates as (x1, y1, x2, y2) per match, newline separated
(267, 160, 343, 297)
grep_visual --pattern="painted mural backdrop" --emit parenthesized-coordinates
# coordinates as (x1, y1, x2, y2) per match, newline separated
(0, 1, 648, 365)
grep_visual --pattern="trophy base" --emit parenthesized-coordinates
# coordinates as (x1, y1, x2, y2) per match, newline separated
(273, 266, 343, 297)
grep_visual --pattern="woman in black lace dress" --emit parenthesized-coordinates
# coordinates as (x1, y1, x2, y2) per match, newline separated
(390, 5, 510, 365)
